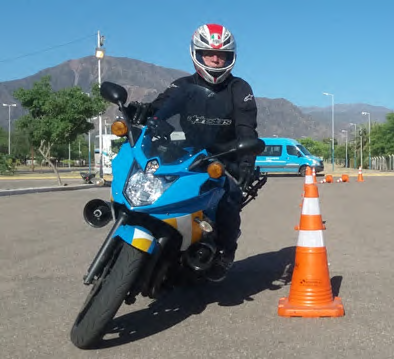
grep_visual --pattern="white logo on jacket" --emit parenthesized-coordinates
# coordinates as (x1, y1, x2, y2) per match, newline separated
(244, 94, 254, 102)
(187, 115, 232, 125)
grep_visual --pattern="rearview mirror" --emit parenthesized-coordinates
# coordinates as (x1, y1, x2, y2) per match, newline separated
(237, 138, 265, 155)
(189, 138, 265, 171)
(100, 81, 128, 105)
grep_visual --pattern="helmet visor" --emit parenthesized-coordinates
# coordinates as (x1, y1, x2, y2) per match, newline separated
(196, 50, 235, 69)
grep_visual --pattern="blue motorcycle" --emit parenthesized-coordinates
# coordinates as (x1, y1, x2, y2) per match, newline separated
(70, 81, 267, 349)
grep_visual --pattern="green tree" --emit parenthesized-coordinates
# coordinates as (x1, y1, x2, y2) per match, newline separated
(298, 137, 329, 159)
(370, 114, 394, 156)
(112, 138, 126, 154)
(11, 128, 31, 162)
(0, 127, 7, 154)
(13, 76, 107, 185)
(370, 122, 387, 156)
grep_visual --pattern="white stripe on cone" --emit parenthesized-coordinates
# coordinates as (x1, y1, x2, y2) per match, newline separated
(297, 230, 325, 247)
(301, 197, 321, 215)
(305, 175, 313, 184)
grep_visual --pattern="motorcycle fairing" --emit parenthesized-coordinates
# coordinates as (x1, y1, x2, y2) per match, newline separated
(161, 211, 203, 251)
(111, 130, 226, 215)
(112, 210, 205, 253)
(112, 224, 156, 254)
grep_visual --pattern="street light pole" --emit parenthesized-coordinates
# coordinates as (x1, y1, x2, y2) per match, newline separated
(360, 129, 363, 168)
(88, 116, 97, 175)
(88, 130, 91, 174)
(361, 111, 371, 169)
(341, 130, 348, 168)
(323, 92, 335, 171)
(350, 123, 357, 168)
(2, 103, 17, 155)
(95, 30, 105, 178)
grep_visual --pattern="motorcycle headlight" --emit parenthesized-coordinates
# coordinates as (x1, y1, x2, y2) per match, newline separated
(124, 169, 177, 207)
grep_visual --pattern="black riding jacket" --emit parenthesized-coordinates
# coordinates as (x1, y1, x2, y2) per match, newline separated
(150, 73, 258, 166)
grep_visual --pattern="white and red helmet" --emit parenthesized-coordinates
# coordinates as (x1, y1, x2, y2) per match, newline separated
(190, 23, 236, 85)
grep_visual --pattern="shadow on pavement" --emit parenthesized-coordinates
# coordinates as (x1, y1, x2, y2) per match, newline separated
(97, 246, 296, 349)
(331, 275, 343, 297)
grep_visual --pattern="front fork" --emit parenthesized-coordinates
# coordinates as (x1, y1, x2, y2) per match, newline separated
(83, 209, 182, 287)
(83, 211, 127, 285)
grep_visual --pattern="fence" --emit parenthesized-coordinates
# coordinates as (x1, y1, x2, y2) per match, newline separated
(371, 156, 394, 171)
(324, 156, 394, 171)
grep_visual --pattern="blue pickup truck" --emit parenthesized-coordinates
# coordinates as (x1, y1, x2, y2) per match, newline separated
(255, 138, 324, 176)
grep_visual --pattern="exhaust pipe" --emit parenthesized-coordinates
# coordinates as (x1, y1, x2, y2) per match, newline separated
(83, 199, 113, 228)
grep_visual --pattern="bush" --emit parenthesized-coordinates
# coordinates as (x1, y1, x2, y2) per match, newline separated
(0, 154, 16, 175)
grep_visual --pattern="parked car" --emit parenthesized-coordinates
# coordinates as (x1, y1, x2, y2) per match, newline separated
(255, 137, 323, 176)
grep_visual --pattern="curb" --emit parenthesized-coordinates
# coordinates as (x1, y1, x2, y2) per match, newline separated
(322, 173, 394, 177)
(0, 176, 82, 180)
(0, 184, 97, 197)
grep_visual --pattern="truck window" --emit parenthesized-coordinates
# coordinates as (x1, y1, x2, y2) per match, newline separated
(261, 145, 282, 157)
(286, 145, 299, 156)
(296, 144, 312, 156)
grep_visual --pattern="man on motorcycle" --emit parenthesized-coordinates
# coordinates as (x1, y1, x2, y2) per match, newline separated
(128, 23, 258, 282)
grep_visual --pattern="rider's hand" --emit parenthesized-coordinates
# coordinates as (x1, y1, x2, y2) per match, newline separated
(146, 117, 175, 138)
(238, 161, 255, 191)
(125, 102, 151, 125)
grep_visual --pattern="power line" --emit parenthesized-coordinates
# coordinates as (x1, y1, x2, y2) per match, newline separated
(0, 33, 96, 64)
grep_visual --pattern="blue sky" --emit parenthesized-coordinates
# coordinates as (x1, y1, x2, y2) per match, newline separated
(1, 0, 392, 108)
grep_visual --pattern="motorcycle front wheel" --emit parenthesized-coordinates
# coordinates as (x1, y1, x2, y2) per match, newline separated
(70, 241, 145, 349)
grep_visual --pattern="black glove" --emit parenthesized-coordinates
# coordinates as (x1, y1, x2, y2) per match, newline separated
(146, 117, 175, 139)
(125, 102, 151, 125)
(238, 161, 255, 191)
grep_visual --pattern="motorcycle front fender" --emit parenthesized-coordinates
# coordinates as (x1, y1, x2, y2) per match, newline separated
(113, 224, 157, 254)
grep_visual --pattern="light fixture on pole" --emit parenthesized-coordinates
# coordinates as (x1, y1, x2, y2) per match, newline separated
(341, 129, 348, 168)
(323, 92, 335, 171)
(2, 103, 17, 155)
(95, 30, 105, 178)
(361, 111, 371, 169)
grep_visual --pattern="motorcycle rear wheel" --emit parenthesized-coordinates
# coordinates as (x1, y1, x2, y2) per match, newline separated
(70, 241, 145, 349)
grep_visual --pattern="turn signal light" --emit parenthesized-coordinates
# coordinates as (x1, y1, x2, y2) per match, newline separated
(111, 120, 128, 136)
(207, 162, 224, 179)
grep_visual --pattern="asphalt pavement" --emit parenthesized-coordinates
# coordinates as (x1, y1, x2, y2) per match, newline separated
(0, 169, 111, 195)
(0, 165, 392, 196)
(1, 176, 394, 358)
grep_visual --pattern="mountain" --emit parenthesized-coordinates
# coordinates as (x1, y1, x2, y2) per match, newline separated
(1, 55, 386, 140)
(300, 103, 393, 129)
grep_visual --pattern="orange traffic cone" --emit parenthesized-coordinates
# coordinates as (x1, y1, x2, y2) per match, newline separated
(300, 167, 314, 207)
(341, 174, 349, 183)
(325, 174, 333, 183)
(312, 167, 317, 183)
(357, 166, 364, 182)
(278, 179, 344, 317)
(303, 166, 314, 190)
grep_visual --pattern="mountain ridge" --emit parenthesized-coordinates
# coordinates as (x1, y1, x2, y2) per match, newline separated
(0, 56, 392, 139)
